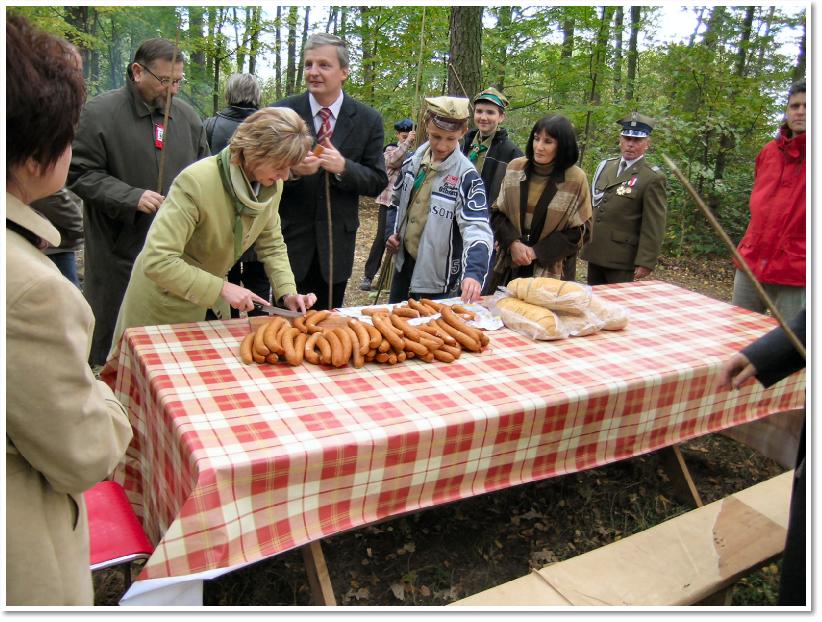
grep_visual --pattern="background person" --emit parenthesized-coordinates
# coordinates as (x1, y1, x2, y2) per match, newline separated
(30, 187, 84, 288)
(487, 114, 592, 290)
(110, 108, 317, 357)
(360, 117, 416, 291)
(6, 14, 132, 605)
(580, 111, 667, 285)
(204, 73, 270, 317)
(385, 96, 492, 304)
(272, 33, 387, 310)
(69, 37, 209, 366)
(731, 81, 806, 321)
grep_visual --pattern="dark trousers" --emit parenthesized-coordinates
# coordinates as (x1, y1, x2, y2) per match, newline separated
(778, 423, 806, 605)
(363, 204, 389, 281)
(586, 262, 634, 285)
(227, 259, 270, 318)
(48, 251, 80, 288)
(298, 253, 347, 311)
(388, 254, 453, 304)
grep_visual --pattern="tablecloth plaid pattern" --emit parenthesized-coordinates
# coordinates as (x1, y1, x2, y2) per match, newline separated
(104, 281, 805, 582)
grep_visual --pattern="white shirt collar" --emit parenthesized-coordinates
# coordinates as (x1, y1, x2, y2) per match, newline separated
(620, 154, 645, 169)
(309, 91, 344, 122)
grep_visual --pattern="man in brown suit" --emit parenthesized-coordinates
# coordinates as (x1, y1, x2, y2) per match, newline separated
(69, 38, 209, 365)
(581, 112, 667, 285)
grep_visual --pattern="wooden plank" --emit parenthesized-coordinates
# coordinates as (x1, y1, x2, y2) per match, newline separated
(659, 445, 704, 508)
(301, 540, 337, 606)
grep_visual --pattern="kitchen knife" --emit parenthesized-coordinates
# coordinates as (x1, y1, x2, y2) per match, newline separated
(253, 302, 303, 318)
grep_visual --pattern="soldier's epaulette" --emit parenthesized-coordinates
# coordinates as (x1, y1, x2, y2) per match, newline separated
(606, 156, 620, 161)
(651, 165, 661, 172)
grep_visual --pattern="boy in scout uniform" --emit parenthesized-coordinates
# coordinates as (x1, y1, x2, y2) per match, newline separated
(385, 96, 493, 304)
(581, 111, 667, 285)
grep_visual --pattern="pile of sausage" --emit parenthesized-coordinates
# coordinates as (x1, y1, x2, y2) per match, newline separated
(238, 299, 489, 368)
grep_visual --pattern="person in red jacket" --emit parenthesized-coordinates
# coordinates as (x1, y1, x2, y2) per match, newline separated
(732, 81, 805, 320)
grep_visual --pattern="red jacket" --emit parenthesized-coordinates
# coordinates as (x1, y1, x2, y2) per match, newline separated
(735, 127, 806, 287)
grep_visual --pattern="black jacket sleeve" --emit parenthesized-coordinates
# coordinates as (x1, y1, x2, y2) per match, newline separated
(532, 226, 584, 266)
(742, 309, 806, 388)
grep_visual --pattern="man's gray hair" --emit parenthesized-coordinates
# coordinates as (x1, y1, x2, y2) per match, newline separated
(305, 33, 349, 69)
(225, 73, 261, 108)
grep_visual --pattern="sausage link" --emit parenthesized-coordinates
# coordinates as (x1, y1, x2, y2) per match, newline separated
(265, 352, 280, 364)
(253, 323, 271, 357)
(348, 319, 370, 355)
(435, 318, 480, 352)
(291, 332, 307, 366)
(282, 327, 303, 366)
(393, 306, 420, 319)
(375, 352, 390, 363)
(324, 329, 346, 367)
(316, 334, 332, 365)
(441, 306, 485, 346)
(364, 323, 382, 350)
(305, 310, 331, 333)
(403, 339, 429, 357)
(432, 349, 456, 363)
(420, 298, 444, 313)
(333, 327, 353, 365)
(293, 315, 308, 333)
(407, 297, 433, 316)
(373, 314, 405, 351)
(262, 317, 286, 354)
(239, 332, 255, 364)
(346, 326, 365, 368)
(378, 338, 391, 353)
(304, 332, 321, 365)
(440, 343, 462, 359)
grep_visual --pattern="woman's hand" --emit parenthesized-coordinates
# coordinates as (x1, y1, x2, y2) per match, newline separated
(291, 152, 322, 177)
(283, 292, 317, 314)
(510, 240, 536, 266)
(460, 277, 482, 304)
(221, 281, 269, 312)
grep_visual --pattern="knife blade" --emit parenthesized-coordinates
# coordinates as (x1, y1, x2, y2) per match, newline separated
(253, 302, 303, 318)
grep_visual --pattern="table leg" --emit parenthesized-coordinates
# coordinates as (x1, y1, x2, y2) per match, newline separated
(659, 445, 703, 509)
(301, 540, 337, 606)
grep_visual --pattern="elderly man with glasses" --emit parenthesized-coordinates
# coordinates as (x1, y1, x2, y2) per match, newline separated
(69, 38, 209, 367)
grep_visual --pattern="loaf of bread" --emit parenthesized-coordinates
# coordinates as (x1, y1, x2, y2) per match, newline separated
(588, 295, 629, 330)
(496, 296, 566, 340)
(506, 277, 592, 314)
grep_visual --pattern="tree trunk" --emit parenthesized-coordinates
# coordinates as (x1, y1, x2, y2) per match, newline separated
(340, 7, 348, 38)
(792, 17, 806, 82)
(493, 6, 513, 91)
(65, 7, 92, 81)
(580, 6, 614, 163)
(234, 7, 245, 73)
(294, 7, 310, 93)
(212, 7, 225, 114)
(561, 17, 574, 59)
(714, 6, 754, 182)
(613, 6, 624, 103)
(447, 6, 483, 98)
(206, 7, 216, 79)
(275, 6, 282, 100)
(625, 6, 640, 102)
(326, 7, 338, 34)
(286, 7, 298, 96)
(359, 7, 376, 103)
(188, 8, 205, 74)
(755, 6, 775, 73)
(248, 6, 261, 75)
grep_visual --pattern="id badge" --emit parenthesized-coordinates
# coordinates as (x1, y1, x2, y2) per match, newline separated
(154, 123, 164, 150)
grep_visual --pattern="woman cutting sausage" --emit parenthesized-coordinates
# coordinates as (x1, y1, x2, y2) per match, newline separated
(111, 107, 317, 359)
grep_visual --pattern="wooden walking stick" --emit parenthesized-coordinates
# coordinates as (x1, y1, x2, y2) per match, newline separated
(662, 154, 805, 359)
(374, 8, 427, 304)
(156, 19, 181, 194)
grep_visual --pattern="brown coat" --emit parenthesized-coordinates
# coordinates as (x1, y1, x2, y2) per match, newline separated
(6, 193, 133, 604)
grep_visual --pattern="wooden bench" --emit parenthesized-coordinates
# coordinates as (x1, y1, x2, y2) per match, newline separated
(450, 471, 792, 606)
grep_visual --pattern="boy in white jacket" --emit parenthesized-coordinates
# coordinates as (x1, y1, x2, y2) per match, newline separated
(385, 96, 492, 303)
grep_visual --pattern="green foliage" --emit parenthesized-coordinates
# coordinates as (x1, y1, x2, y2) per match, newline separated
(13, 4, 805, 259)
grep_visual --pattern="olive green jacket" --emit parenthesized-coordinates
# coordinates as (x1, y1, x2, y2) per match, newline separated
(580, 156, 667, 270)
(110, 156, 298, 357)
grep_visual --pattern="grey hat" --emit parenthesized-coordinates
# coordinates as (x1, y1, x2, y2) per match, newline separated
(618, 111, 656, 137)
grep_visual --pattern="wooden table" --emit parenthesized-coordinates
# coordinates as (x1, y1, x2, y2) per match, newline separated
(102, 281, 805, 605)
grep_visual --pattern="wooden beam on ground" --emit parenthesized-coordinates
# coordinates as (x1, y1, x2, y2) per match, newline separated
(301, 540, 337, 606)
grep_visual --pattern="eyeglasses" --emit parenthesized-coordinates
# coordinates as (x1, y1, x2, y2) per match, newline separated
(137, 62, 185, 87)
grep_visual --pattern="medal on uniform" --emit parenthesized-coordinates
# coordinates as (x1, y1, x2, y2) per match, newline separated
(154, 122, 165, 150)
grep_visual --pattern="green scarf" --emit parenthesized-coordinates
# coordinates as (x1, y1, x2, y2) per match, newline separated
(216, 147, 259, 262)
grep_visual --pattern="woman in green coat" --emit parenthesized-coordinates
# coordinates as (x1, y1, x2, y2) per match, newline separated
(111, 108, 317, 358)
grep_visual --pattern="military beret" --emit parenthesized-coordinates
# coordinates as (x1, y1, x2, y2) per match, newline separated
(425, 96, 470, 131)
(473, 87, 509, 111)
(394, 118, 414, 132)
(618, 111, 656, 137)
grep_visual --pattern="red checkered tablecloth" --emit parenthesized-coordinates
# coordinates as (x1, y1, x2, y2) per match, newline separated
(105, 281, 805, 583)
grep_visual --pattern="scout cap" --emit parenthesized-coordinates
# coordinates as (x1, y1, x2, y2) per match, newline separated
(394, 118, 414, 132)
(473, 87, 509, 111)
(618, 111, 656, 137)
(425, 96, 470, 131)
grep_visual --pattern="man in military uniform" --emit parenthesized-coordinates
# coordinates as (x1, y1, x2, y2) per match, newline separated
(580, 112, 667, 285)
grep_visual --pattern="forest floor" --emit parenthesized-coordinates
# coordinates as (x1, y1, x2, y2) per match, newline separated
(93, 198, 787, 607)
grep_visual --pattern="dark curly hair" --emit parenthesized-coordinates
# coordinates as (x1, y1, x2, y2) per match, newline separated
(525, 115, 580, 173)
(6, 14, 86, 180)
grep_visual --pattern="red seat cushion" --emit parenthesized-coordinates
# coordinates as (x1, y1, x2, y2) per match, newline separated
(84, 481, 154, 569)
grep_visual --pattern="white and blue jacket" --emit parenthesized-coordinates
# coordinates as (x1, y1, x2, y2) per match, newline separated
(385, 143, 493, 295)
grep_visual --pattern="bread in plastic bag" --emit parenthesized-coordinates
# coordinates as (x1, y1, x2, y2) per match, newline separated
(588, 295, 630, 330)
(506, 277, 592, 315)
(494, 295, 569, 340)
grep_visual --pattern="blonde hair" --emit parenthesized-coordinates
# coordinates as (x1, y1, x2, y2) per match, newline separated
(229, 108, 311, 169)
